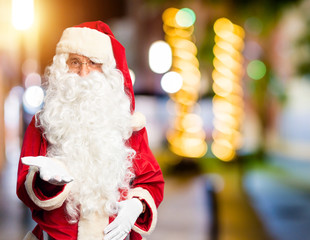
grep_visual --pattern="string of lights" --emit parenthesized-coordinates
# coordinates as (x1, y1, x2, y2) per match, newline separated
(211, 18, 245, 161)
(162, 7, 207, 158)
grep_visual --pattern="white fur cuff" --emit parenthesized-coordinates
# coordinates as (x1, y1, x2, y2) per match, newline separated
(128, 187, 157, 235)
(131, 112, 146, 132)
(25, 167, 72, 211)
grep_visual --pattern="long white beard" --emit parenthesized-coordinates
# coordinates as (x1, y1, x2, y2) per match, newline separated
(37, 59, 135, 222)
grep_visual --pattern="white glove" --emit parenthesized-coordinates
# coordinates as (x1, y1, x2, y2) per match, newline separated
(22, 156, 73, 185)
(104, 198, 143, 240)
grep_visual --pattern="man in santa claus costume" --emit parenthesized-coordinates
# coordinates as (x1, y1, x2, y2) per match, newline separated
(16, 21, 164, 240)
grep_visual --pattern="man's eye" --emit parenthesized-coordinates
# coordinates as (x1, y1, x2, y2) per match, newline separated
(71, 60, 79, 65)
(69, 59, 80, 66)
(89, 61, 96, 65)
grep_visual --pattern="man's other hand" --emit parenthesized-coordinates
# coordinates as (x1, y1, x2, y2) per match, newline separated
(104, 198, 143, 240)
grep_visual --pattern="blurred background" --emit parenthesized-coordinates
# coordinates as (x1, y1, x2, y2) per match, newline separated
(1, 0, 310, 239)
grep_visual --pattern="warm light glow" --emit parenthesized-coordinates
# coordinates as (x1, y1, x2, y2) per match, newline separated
(214, 54, 241, 70)
(172, 38, 197, 55)
(162, 8, 179, 27)
(215, 35, 244, 51)
(175, 8, 196, 28)
(173, 58, 200, 71)
(233, 24, 245, 39)
(12, 0, 34, 30)
(213, 116, 239, 132)
(212, 18, 245, 161)
(149, 41, 172, 74)
(174, 48, 196, 62)
(214, 65, 235, 79)
(213, 77, 233, 92)
(180, 71, 201, 88)
(167, 130, 207, 158)
(163, 7, 205, 158)
(214, 18, 234, 35)
(211, 140, 236, 161)
(172, 88, 198, 106)
(161, 71, 183, 93)
(181, 113, 203, 133)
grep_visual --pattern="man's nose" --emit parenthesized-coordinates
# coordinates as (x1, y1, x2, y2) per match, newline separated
(78, 64, 90, 77)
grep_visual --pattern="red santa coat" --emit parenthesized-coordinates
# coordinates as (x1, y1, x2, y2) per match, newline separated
(17, 116, 164, 240)
(16, 21, 164, 240)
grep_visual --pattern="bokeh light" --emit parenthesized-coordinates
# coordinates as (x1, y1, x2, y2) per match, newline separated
(212, 18, 245, 161)
(12, 0, 34, 30)
(161, 71, 183, 93)
(247, 60, 267, 80)
(162, 8, 179, 28)
(175, 8, 196, 28)
(211, 139, 236, 161)
(163, 7, 206, 158)
(149, 40, 172, 74)
(214, 18, 234, 35)
(23, 86, 44, 114)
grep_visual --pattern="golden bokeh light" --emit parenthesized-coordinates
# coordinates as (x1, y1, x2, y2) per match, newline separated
(162, 8, 179, 27)
(214, 18, 234, 35)
(163, 7, 206, 158)
(211, 139, 236, 161)
(211, 18, 245, 162)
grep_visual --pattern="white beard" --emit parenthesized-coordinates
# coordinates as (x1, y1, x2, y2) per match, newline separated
(37, 57, 135, 222)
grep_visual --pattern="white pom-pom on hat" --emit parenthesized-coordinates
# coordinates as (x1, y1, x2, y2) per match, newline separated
(131, 112, 146, 132)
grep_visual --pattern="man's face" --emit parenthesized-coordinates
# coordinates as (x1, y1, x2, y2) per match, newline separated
(66, 53, 103, 76)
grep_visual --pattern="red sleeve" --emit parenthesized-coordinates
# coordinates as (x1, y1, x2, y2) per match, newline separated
(16, 116, 66, 210)
(127, 127, 165, 233)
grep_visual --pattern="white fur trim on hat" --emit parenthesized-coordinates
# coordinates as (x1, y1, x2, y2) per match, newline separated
(131, 112, 146, 132)
(56, 27, 115, 65)
(25, 166, 72, 211)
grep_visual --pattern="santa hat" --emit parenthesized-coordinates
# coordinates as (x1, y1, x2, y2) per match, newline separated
(56, 21, 145, 131)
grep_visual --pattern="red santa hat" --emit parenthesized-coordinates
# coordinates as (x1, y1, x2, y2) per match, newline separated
(56, 21, 146, 131)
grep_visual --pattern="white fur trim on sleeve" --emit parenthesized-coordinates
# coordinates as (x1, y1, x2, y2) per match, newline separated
(128, 187, 157, 235)
(131, 112, 146, 132)
(25, 166, 72, 211)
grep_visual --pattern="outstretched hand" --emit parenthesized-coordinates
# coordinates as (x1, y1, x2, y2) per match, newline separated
(22, 156, 73, 185)
(104, 198, 143, 240)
